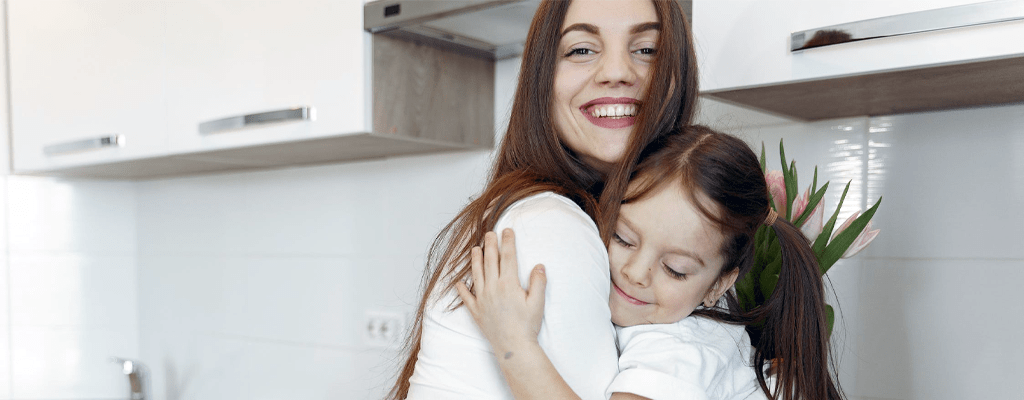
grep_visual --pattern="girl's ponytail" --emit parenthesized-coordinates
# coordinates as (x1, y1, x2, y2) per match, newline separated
(752, 218, 842, 400)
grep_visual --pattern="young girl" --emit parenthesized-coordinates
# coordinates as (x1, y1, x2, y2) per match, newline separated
(456, 125, 844, 400)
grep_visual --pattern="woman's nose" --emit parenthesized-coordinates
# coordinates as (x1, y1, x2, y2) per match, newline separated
(595, 47, 638, 87)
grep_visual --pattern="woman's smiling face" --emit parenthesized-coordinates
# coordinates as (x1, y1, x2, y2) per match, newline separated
(552, 0, 659, 174)
(607, 181, 738, 327)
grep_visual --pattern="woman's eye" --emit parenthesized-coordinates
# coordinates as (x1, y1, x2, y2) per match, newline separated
(663, 264, 686, 279)
(633, 47, 657, 58)
(565, 47, 596, 57)
(612, 233, 634, 248)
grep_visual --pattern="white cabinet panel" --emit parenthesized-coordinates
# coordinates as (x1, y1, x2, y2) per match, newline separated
(695, 0, 1024, 91)
(8, 0, 168, 172)
(165, 0, 368, 155)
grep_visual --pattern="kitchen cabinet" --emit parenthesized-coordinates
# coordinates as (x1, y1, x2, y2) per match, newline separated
(694, 0, 1024, 120)
(8, 0, 169, 172)
(8, 0, 494, 179)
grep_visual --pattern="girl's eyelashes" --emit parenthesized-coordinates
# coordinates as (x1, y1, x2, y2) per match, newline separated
(662, 264, 687, 280)
(612, 233, 634, 248)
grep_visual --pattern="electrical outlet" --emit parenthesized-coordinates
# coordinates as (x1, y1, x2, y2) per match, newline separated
(363, 310, 407, 348)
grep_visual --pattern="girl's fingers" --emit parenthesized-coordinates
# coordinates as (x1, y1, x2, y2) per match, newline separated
(483, 231, 500, 284)
(499, 228, 520, 283)
(470, 246, 484, 292)
(455, 280, 476, 313)
(526, 264, 547, 312)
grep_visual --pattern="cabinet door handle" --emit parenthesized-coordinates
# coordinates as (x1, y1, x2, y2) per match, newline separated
(43, 135, 125, 156)
(792, 0, 1024, 51)
(198, 106, 314, 135)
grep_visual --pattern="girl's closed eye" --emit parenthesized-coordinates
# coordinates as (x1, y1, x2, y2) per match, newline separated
(663, 263, 687, 279)
(612, 233, 634, 248)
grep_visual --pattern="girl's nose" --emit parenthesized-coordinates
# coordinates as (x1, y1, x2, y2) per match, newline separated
(620, 259, 651, 288)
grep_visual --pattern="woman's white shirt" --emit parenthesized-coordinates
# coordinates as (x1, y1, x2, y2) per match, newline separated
(607, 316, 768, 400)
(407, 192, 619, 400)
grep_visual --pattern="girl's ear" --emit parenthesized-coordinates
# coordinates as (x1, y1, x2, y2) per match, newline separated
(703, 269, 740, 307)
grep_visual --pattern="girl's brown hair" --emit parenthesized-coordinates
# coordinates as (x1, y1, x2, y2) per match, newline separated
(386, 1, 698, 398)
(625, 125, 844, 400)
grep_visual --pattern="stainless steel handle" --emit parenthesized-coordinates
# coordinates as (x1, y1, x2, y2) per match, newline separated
(43, 135, 124, 156)
(198, 106, 314, 135)
(792, 0, 1024, 51)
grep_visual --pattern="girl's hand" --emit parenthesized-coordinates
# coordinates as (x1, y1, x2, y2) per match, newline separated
(456, 228, 547, 356)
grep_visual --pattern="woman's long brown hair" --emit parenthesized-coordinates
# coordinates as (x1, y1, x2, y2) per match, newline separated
(386, 1, 698, 398)
(625, 125, 844, 400)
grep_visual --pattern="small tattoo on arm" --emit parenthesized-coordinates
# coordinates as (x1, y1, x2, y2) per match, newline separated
(504, 351, 513, 360)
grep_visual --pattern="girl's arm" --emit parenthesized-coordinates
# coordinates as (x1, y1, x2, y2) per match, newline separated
(457, 229, 648, 400)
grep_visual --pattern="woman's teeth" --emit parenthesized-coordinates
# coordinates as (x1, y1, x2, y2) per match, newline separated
(589, 104, 638, 118)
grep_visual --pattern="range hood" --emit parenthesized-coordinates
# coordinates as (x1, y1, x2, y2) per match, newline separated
(364, 0, 542, 60)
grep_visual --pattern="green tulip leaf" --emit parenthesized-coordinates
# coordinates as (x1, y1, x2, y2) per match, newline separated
(760, 142, 767, 172)
(826, 304, 835, 337)
(812, 166, 819, 194)
(819, 197, 882, 273)
(813, 181, 851, 256)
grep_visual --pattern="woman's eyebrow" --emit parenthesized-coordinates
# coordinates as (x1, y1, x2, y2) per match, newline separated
(561, 23, 598, 36)
(630, 22, 661, 34)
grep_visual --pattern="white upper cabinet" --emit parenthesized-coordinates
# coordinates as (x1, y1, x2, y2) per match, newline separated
(164, 0, 367, 156)
(7, 0, 493, 179)
(696, 0, 1024, 90)
(693, 0, 1024, 120)
(8, 0, 169, 172)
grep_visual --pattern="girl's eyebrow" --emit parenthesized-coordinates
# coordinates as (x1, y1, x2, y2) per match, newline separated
(561, 22, 661, 36)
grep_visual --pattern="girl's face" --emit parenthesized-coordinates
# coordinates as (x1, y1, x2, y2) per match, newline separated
(607, 181, 738, 327)
(552, 0, 658, 174)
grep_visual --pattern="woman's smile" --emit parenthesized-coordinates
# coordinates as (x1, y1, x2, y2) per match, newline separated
(580, 97, 641, 129)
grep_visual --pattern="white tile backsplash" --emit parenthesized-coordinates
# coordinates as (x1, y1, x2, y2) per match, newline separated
(10, 326, 137, 399)
(9, 254, 136, 329)
(854, 258, 1024, 400)
(6, 176, 135, 254)
(865, 105, 1024, 259)
(0, 326, 10, 400)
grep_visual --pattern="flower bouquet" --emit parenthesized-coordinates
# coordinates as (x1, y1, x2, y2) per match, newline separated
(735, 140, 881, 335)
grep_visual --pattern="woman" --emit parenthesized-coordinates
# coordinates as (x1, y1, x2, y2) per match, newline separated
(387, 0, 699, 399)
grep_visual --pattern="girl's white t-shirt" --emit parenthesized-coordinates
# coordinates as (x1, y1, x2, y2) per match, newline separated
(607, 316, 769, 400)
(407, 192, 619, 400)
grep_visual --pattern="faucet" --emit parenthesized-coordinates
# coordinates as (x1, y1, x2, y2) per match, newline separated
(111, 357, 149, 400)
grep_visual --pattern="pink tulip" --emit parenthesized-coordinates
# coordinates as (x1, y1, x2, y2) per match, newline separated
(831, 210, 880, 258)
(792, 187, 809, 221)
(764, 170, 787, 217)
(800, 201, 824, 241)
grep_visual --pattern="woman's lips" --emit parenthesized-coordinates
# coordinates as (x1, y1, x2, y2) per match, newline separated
(613, 283, 648, 306)
(580, 97, 640, 129)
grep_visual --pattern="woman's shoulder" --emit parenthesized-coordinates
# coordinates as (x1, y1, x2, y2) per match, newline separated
(496, 191, 599, 235)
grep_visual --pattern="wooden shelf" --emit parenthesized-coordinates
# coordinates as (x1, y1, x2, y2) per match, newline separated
(702, 55, 1024, 121)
